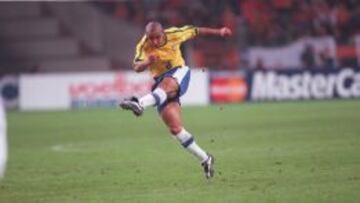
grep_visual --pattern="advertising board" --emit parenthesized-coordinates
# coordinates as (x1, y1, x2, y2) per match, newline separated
(19, 70, 209, 111)
(249, 68, 360, 101)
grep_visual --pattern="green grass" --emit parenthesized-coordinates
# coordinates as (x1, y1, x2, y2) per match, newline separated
(0, 100, 360, 203)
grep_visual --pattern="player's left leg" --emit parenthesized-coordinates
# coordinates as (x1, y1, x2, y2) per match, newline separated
(160, 101, 215, 179)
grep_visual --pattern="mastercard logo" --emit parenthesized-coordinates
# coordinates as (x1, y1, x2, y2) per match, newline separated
(210, 78, 248, 103)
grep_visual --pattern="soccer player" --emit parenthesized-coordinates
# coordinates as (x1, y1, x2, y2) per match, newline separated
(120, 21, 232, 179)
(0, 97, 7, 179)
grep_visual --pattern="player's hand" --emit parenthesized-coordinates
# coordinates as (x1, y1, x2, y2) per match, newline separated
(220, 27, 232, 37)
(147, 55, 159, 64)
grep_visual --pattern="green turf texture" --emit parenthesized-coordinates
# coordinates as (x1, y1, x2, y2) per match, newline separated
(0, 100, 359, 203)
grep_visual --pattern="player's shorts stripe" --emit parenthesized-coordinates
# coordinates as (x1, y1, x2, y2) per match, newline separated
(182, 137, 194, 148)
(152, 66, 191, 113)
(173, 66, 189, 83)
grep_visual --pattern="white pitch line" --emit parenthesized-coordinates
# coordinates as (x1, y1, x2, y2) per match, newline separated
(50, 144, 65, 152)
(50, 144, 81, 153)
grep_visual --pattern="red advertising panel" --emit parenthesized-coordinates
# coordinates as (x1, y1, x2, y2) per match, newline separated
(210, 72, 248, 103)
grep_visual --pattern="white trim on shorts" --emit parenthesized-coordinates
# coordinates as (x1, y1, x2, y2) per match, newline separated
(172, 66, 189, 84)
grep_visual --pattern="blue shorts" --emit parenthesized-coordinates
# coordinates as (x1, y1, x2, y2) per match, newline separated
(152, 66, 191, 112)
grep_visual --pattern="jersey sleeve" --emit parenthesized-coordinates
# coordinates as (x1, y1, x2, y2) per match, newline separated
(166, 25, 198, 43)
(180, 25, 198, 42)
(133, 35, 146, 62)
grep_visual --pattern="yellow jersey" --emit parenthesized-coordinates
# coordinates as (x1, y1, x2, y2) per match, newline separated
(133, 25, 198, 78)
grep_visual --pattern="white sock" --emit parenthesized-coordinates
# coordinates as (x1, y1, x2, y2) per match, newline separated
(152, 88, 167, 106)
(138, 88, 167, 108)
(139, 94, 156, 108)
(175, 128, 209, 162)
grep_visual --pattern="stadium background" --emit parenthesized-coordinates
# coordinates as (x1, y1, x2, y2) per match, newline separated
(0, 1, 359, 203)
(1, 0, 360, 108)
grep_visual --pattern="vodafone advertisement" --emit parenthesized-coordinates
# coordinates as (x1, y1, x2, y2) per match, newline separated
(69, 73, 151, 108)
(19, 70, 209, 111)
(20, 72, 152, 110)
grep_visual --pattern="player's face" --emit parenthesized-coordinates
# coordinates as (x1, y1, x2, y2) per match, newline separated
(147, 31, 164, 48)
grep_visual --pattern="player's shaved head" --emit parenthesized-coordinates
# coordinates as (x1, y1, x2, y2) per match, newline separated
(145, 21, 163, 34)
(145, 21, 165, 48)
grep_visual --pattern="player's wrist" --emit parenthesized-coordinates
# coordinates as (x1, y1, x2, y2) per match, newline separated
(219, 27, 232, 37)
(217, 29, 223, 36)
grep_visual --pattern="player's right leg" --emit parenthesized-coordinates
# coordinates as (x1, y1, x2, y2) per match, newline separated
(119, 79, 170, 116)
(120, 66, 189, 116)
(120, 76, 178, 116)
(119, 72, 175, 116)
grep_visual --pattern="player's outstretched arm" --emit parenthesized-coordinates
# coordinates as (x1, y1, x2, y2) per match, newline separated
(198, 27, 232, 38)
(132, 55, 158, 72)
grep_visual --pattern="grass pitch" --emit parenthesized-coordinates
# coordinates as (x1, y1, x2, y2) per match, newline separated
(0, 100, 360, 203)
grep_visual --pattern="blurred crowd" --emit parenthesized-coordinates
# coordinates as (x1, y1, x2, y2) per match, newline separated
(96, 0, 359, 46)
(94, 0, 360, 69)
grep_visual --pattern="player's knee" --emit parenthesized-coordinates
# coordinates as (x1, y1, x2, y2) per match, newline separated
(160, 77, 178, 95)
(169, 126, 182, 135)
(167, 90, 178, 99)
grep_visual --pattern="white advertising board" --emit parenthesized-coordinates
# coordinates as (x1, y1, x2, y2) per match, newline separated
(19, 70, 209, 111)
